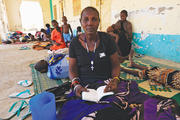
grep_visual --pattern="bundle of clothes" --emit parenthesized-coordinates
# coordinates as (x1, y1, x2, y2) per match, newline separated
(3, 31, 31, 44)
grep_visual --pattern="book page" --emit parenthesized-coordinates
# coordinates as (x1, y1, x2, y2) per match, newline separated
(96, 86, 114, 101)
(82, 89, 99, 102)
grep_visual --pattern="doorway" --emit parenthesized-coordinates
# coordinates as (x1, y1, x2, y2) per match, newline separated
(20, 1, 44, 31)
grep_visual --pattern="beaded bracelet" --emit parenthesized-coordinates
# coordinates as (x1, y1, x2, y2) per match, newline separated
(71, 80, 80, 88)
(73, 84, 81, 91)
(71, 77, 80, 82)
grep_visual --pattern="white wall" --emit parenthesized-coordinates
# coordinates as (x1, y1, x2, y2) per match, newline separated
(3, 0, 51, 31)
(0, 0, 8, 42)
(111, 0, 180, 34)
(4, 0, 22, 31)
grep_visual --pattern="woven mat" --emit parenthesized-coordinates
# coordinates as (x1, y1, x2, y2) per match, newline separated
(29, 64, 69, 95)
(30, 58, 180, 105)
(120, 59, 180, 105)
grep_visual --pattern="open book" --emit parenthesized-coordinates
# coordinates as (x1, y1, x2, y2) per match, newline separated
(82, 85, 114, 102)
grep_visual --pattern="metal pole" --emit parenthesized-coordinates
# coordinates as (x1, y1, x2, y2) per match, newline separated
(49, 0, 53, 20)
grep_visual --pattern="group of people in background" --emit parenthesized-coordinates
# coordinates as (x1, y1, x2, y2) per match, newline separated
(33, 16, 82, 51)
(49, 10, 133, 62)
(31, 9, 133, 55)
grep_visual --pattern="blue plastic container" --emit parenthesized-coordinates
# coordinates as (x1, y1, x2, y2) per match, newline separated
(29, 92, 56, 120)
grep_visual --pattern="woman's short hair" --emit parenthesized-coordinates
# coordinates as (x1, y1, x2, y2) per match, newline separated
(120, 10, 128, 17)
(80, 6, 100, 21)
(51, 20, 58, 24)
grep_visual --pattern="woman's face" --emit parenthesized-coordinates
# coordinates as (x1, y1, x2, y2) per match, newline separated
(52, 22, 58, 28)
(80, 9, 99, 35)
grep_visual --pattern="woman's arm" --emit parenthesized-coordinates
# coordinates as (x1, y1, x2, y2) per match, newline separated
(110, 52, 120, 78)
(69, 57, 79, 80)
(69, 57, 87, 97)
(104, 52, 120, 93)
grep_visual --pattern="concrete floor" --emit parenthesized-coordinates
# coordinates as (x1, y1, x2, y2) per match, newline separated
(0, 43, 48, 120)
(0, 43, 180, 120)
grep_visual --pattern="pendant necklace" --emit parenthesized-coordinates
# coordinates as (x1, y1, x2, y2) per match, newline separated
(84, 36, 97, 71)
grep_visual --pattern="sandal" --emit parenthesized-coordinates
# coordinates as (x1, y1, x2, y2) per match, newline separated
(19, 46, 31, 50)
(0, 100, 28, 120)
(9, 89, 35, 99)
(18, 106, 31, 120)
(17, 80, 33, 87)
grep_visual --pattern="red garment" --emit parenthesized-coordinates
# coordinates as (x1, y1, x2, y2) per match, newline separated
(50, 28, 66, 50)
(16, 31, 23, 35)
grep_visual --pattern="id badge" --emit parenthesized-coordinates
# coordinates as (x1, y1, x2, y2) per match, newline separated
(99, 52, 106, 58)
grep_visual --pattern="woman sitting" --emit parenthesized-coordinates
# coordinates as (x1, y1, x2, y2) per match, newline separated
(57, 7, 151, 120)
(50, 20, 66, 50)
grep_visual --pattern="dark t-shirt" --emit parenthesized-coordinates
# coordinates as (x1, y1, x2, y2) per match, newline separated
(69, 32, 117, 85)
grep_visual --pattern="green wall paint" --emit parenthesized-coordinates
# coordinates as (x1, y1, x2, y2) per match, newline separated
(49, 0, 53, 20)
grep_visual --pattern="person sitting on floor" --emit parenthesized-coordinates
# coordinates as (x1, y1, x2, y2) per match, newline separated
(40, 29, 51, 41)
(35, 31, 44, 41)
(57, 6, 150, 120)
(50, 20, 66, 51)
(120, 62, 180, 90)
(107, 10, 133, 64)
(28, 33, 36, 41)
(45, 23, 53, 35)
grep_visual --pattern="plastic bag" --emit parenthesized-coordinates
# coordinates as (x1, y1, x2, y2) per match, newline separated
(47, 54, 69, 79)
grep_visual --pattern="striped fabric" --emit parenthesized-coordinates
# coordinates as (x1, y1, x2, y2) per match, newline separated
(30, 57, 180, 105)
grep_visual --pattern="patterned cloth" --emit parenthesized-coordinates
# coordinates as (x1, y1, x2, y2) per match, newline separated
(142, 67, 180, 90)
(57, 80, 150, 120)
(50, 28, 66, 50)
(120, 60, 180, 105)
(63, 33, 71, 42)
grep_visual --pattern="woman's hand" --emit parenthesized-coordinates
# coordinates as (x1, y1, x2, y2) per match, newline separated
(104, 79, 119, 93)
(74, 85, 88, 97)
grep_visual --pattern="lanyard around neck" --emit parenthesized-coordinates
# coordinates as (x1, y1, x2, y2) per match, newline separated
(84, 36, 97, 71)
(85, 41, 96, 53)
(84, 35, 97, 53)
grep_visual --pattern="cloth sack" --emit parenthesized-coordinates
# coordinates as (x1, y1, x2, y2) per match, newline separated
(47, 54, 69, 79)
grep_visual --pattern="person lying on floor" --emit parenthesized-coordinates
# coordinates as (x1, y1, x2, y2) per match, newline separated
(120, 62, 180, 90)
(56, 6, 151, 120)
